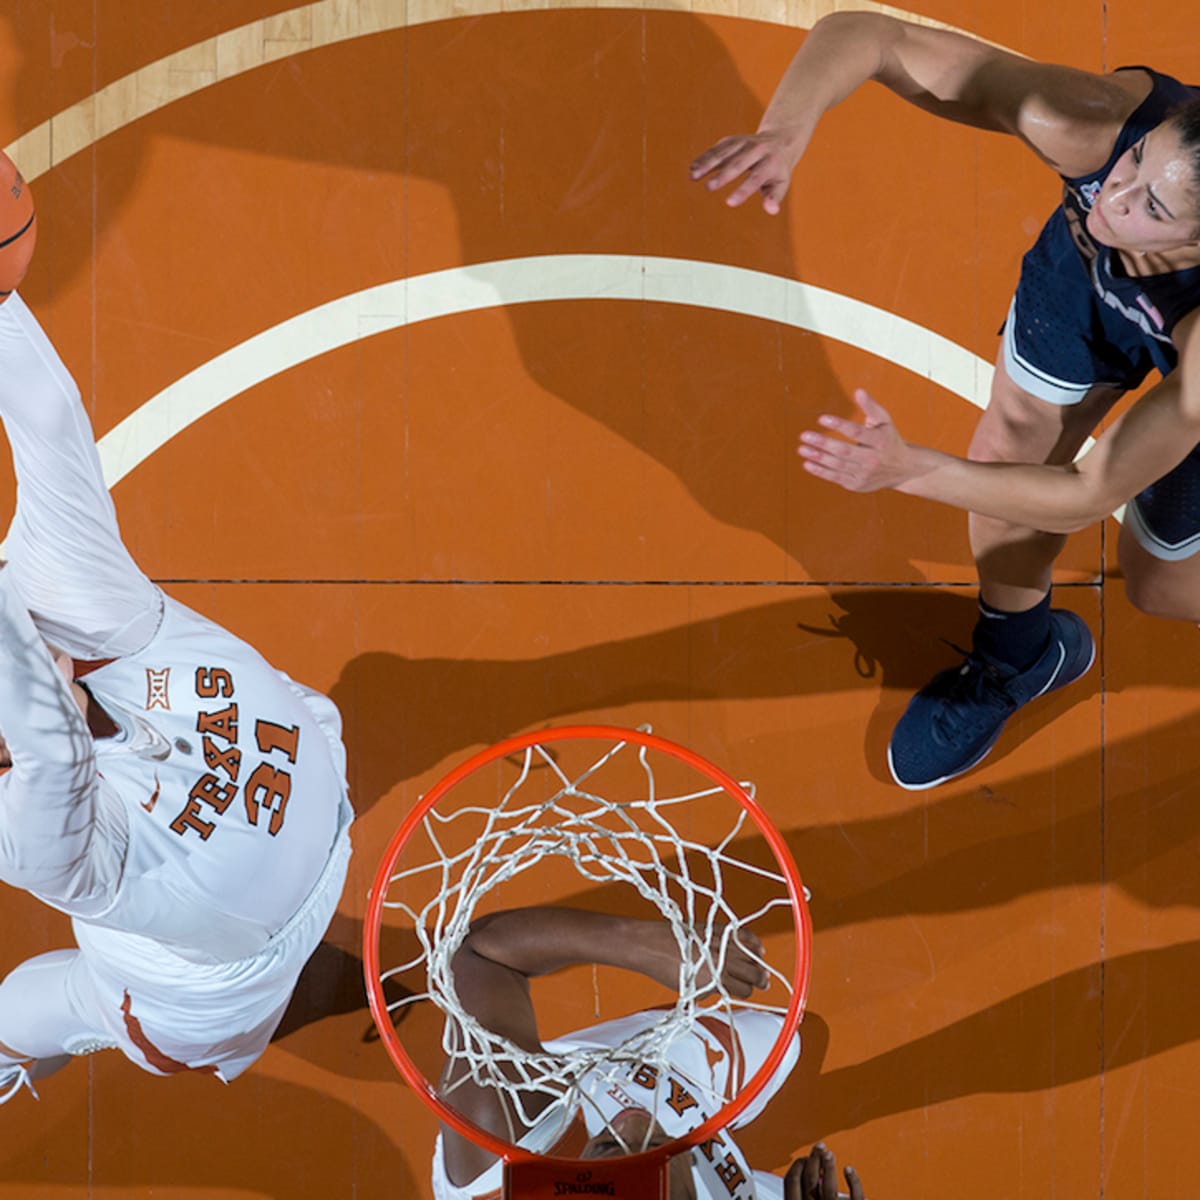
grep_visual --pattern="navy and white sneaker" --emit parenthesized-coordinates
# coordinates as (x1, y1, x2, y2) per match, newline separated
(888, 609, 1095, 790)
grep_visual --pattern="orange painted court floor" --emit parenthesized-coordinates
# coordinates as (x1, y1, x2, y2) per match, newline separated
(0, 3, 1197, 1197)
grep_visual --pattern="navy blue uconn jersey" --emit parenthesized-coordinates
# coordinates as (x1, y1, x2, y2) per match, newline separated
(1028, 67, 1200, 381)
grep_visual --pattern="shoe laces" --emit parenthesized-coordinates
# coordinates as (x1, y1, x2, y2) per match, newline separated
(933, 643, 1018, 738)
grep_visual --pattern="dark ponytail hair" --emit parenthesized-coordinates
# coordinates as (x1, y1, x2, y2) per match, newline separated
(1168, 98, 1200, 190)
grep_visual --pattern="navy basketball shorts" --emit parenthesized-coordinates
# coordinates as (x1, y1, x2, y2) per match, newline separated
(1002, 216, 1200, 561)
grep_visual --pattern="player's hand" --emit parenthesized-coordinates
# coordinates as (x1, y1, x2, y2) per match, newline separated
(785, 1143, 865, 1200)
(688, 129, 808, 214)
(638, 922, 770, 998)
(708, 926, 771, 999)
(798, 389, 918, 492)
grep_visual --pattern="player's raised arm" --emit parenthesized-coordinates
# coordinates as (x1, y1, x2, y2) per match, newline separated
(798, 313, 1200, 532)
(690, 11, 1138, 212)
(0, 571, 123, 912)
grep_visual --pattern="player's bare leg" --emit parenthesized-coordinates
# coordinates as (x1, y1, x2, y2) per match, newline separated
(1118, 517, 1200, 620)
(886, 355, 1118, 789)
(968, 356, 1125, 614)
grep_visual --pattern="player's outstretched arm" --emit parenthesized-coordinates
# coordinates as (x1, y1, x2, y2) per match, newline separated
(785, 1143, 865, 1200)
(464, 905, 769, 999)
(690, 11, 1137, 212)
(797, 348, 1200, 534)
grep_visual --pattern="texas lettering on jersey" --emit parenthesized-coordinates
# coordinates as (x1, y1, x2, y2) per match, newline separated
(626, 1061, 751, 1200)
(168, 665, 301, 842)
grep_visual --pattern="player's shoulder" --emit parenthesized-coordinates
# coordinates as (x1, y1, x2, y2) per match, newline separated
(1019, 65, 1151, 178)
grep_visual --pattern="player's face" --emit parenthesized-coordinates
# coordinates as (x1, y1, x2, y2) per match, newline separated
(580, 1108, 697, 1200)
(1087, 124, 1200, 253)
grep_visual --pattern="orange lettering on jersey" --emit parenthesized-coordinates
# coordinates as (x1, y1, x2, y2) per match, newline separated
(202, 737, 242, 781)
(696, 1133, 726, 1163)
(665, 1076, 699, 1117)
(169, 799, 216, 840)
(189, 771, 238, 814)
(255, 718, 300, 764)
(195, 667, 234, 698)
(196, 703, 239, 745)
(630, 1063, 659, 1090)
(243, 762, 291, 835)
(697, 1015, 741, 1092)
(145, 667, 171, 711)
(714, 1154, 747, 1195)
(141, 773, 161, 814)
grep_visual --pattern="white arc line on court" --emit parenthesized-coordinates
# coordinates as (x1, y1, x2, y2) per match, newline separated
(95, 253, 995, 489)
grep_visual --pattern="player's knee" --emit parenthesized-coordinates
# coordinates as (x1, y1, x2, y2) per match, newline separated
(967, 401, 1057, 464)
(1121, 564, 1200, 622)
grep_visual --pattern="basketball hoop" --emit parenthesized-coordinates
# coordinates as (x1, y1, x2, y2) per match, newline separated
(364, 725, 811, 1199)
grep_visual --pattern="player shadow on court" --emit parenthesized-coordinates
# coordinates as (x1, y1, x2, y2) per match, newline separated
(273, 748, 1200, 1135)
(6, 12, 893, 584)
(328, 587, 1102, 799)
(715, 935, 1200, 1148)
(0, 1067, 426, 1199)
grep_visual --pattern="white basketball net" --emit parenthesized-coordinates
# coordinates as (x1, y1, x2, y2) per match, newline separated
(376, 730, 801, 1151)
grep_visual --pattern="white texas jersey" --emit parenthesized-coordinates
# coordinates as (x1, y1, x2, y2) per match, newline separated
(432, 1009, 800, 1200)
(76, 594, 347, 962)
(0, 577, 348, 965)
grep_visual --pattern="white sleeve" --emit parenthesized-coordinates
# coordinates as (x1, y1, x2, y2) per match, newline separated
(751, 1169, 785, 1200)
(0, 572, 127, 912)
(710, 1011, 800, 1130)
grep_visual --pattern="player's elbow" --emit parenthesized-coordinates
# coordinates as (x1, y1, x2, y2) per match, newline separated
(1050, 507, 1107, 534)
(811, 10, 899, 77)
(1043, 468, 1117, 533)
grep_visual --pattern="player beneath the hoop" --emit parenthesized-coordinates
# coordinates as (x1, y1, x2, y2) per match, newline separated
(0, 289, 353, 1102)
(692, 12, 1200, 790)
(434, 905, 864, 1200)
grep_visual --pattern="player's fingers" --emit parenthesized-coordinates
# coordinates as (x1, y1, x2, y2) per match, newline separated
(797, 1146, 823, 1196)
(688, 136, 746, 178)
(725, 949, 769, 993)
(725, 162, 786, 208)
(796, 442, 839, 472)
(801, 458, 853, 487)
(815, 413, 870, 440)
(703, 144, 775, 194)
(852, 387, 891, 426)
(761, 178, 790, 215)
(737, 928, 765, 958)
(844, 1165, 865, 1200)
(819, 1147, 840, 1200)
(692, 137, 763, 187)
(798, 431, 864, 461)
(783, 1156, 806, 1200)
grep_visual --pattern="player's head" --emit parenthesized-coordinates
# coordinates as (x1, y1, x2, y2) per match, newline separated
(1169, 98, 1200, 196)
(1087, 104, 1200, 253)
(579, 1107, 697, 1200)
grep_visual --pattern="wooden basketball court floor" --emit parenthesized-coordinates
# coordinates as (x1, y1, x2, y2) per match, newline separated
(0, 2, 1196, 1196)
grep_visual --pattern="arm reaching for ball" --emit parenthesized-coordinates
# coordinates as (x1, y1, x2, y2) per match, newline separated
(798, 368, 1200, 534)
(689, 11, 1139, 213)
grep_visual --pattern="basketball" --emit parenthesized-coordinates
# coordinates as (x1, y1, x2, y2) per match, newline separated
(0, 150, 35, 299)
